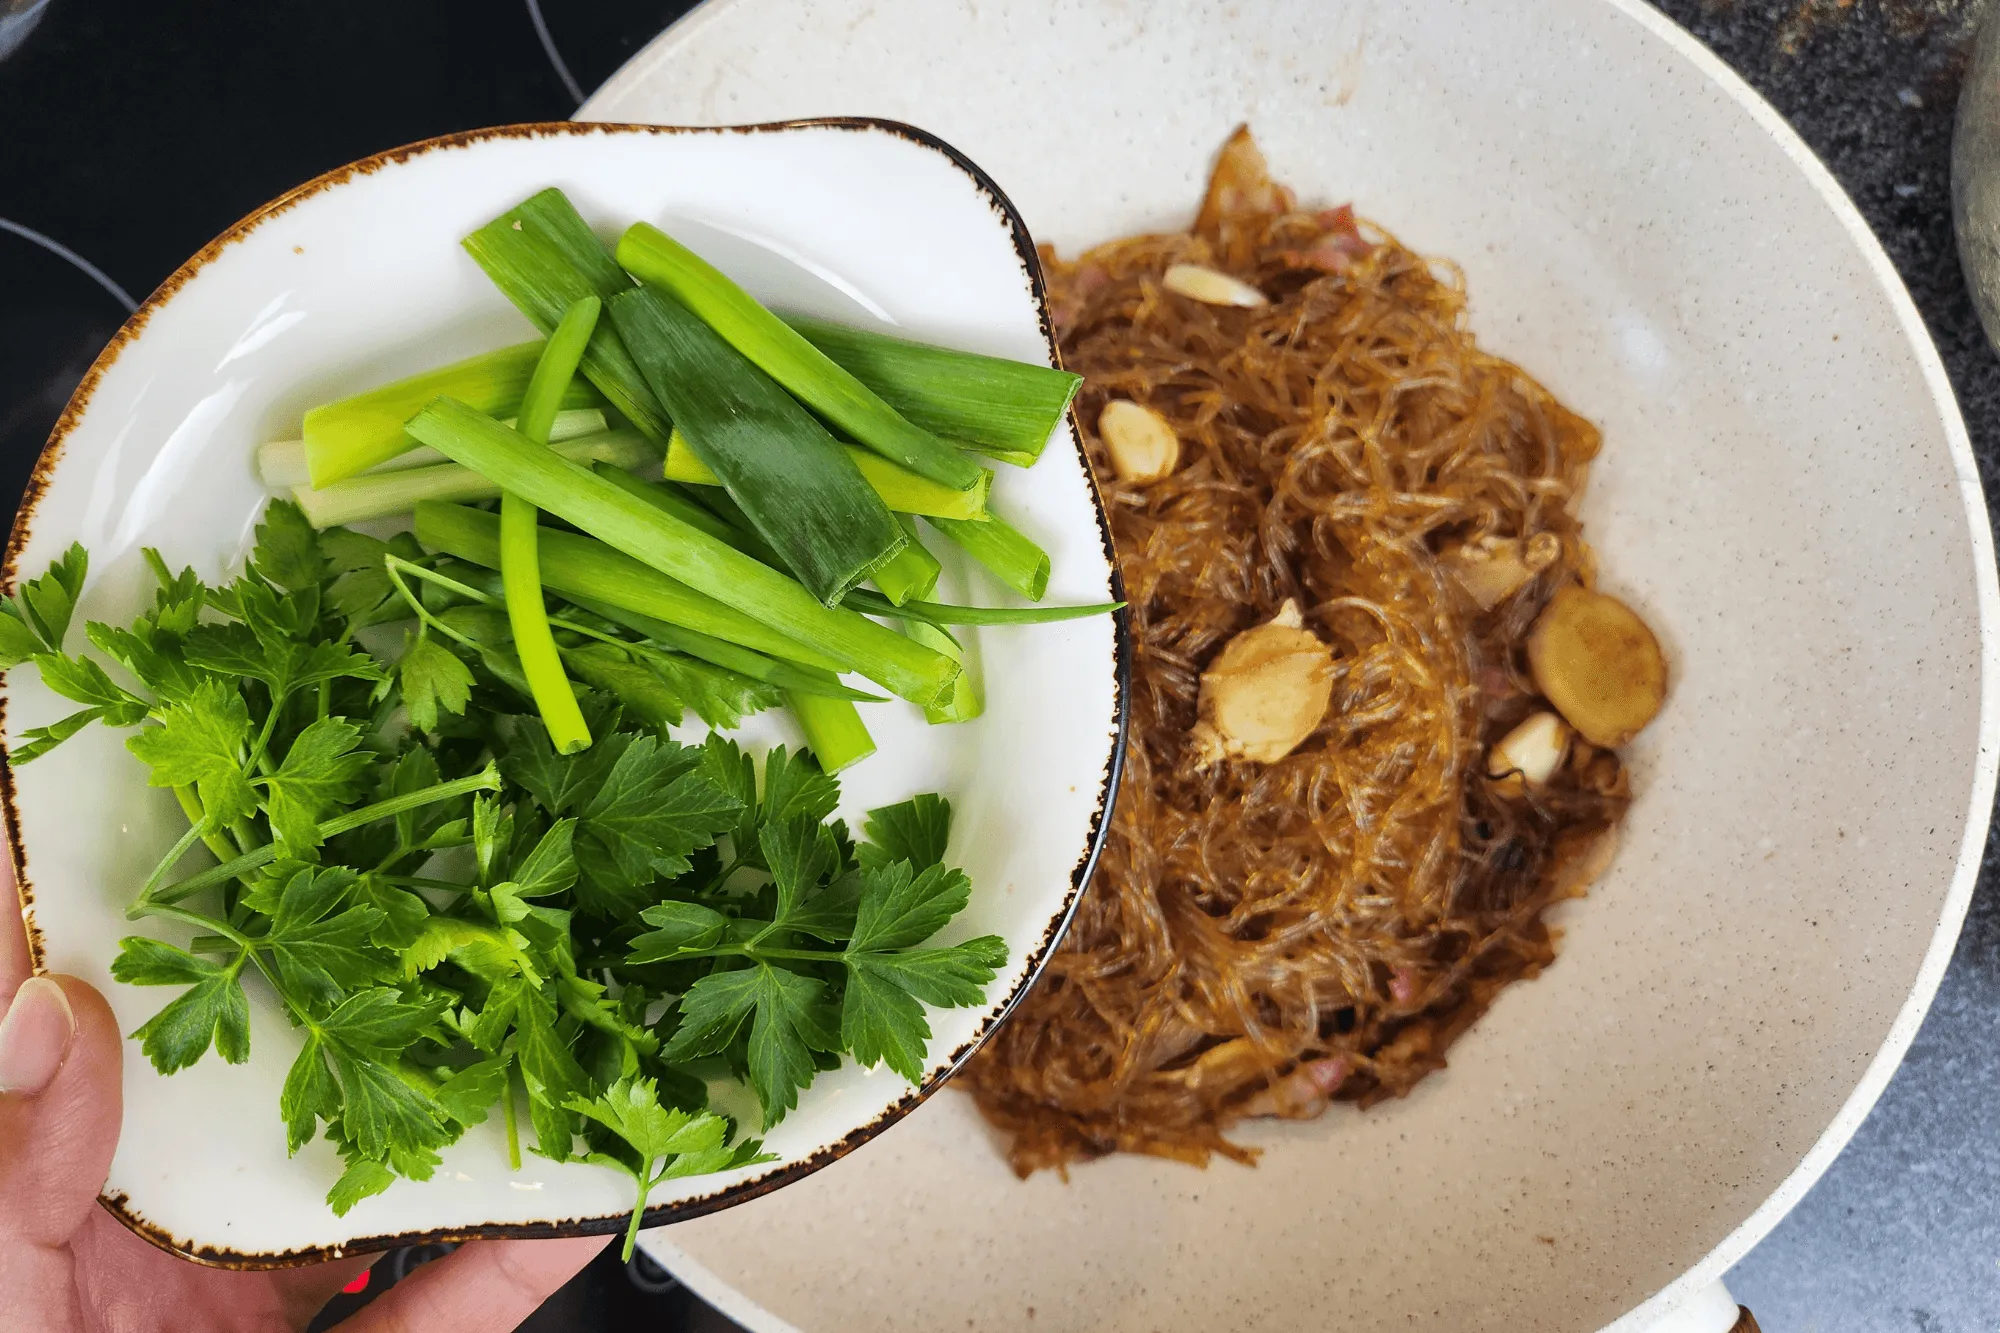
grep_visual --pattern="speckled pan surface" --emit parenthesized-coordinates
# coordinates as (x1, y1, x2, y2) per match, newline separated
(1, 121, 1122, 1262)
(584, 1, 2000, 1331)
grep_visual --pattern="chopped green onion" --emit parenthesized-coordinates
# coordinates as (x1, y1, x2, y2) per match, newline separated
(462, 190, 670, 442)
(290, 431, 653, 528)
(517, 296, 601, 442)
(259, 409, 605, 489)
(503, 294, 601, 756)
(617, 222, 984, 492)
(607, 285, 905, 607)
(785, 315, 1081, 468)
(566, 595, 884, 702)
(845, 587, 1122, 626)
(301, 342, 601, 487)
(786, 691, 876, 773)
(384, 556, 878, 705)
(872, 518, 942, 606)
(416, 501, 850, 675)
(906, 619, 982, 725)
(662, 429, 991, 523)
(402, 405, 958, 706)
(591, 464, 783, 566)
(928, 512, 1050, 601)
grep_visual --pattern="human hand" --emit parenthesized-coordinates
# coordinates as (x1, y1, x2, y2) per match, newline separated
(0, 855, 610, 1332)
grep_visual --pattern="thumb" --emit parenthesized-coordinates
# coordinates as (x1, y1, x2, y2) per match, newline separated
(0, 975, 124, 1244)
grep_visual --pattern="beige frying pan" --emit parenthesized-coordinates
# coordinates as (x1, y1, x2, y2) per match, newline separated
(584, 0, 1999, 1328)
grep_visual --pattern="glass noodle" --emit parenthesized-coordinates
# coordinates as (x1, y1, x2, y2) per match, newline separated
(960, 130, 1630, 1173)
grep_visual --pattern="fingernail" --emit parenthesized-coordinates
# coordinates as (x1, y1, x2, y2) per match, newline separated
(0, 977, 77, 1096)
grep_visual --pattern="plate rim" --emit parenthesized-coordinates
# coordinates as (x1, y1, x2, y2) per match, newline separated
(582, 2, 2000, 1329)
(0, 115, 1132, 1270)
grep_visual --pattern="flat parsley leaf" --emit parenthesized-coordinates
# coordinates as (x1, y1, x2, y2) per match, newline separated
(510, 980, 590, 1161)
(521, 733, 740, 916)
(126, 678, 256, 828)
(510, 817, 578, 899)
(12, 707, 109, 764)
(838, 962, 931, 1083)
(35, 652, 149, 724)
(11, 541, 88, 652)
(761, 816, 839, 923)
(857, 794, 952, 871)
(263, 866, 387, 1004)
(111, 936, 252, 1074)
(252, 499, 325, 593)
(402, 916, 538, 985)
(0, 606, 44, 669)
(760, 744, 840, 827)
(281, 1032, 342, 1155)
(849, 938, 1007, 1008)
(262, 717, 372, 853)
(433, 1056, 510, 1129)
(626, 900, 728, 966)
(326, 1155, 397, 1216)
(564, 642, 687, 729)
(400, 635, 473, 733)
(663, 963, 837, 1127)
(846, 861, 973, 955)
(567, 1076, 759, 1260)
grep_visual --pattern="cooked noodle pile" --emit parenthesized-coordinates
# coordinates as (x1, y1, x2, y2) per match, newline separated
(959, 130, 1631, 1174)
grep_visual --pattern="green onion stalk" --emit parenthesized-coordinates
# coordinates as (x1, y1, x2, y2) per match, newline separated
(301, 341, 600, 487)
(400, 411, 959, 708)
(616, 221, 984, 492)
(502, 294, 602, 754)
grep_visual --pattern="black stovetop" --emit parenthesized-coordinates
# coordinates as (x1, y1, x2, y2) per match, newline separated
(6, 2, 2000, 1328)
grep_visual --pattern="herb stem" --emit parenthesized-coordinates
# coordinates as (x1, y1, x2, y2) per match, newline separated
(378, 875, 471, 892)
(140, 901, 259, 952)
(245, 697, 287, 776)
(138, 766, 502, 913)
(383, 560, 483, 655)
(504, 1059, 523, 1171)
(172, 785, 242, 869)
(621, 1169, 660, 1261)
(137, 821, 214, 905)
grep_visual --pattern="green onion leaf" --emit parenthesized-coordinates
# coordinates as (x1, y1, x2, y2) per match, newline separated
(845, 587, 1121, 626)
(462, 189, 669, 442)
(872, 518, 942, 606)
(785, 315, 1081, 468)
(565, 596, 885, 703)
(927, 512, 1050, 601)
(616, 222, 984, 491)
(607, 285, 905, 607)
(590, 463, 764, 553)
(416, 501, 848, 675)
(662, 430, 990, 523)
(906, 619, 982, 725)
(400, 411, 958, 708)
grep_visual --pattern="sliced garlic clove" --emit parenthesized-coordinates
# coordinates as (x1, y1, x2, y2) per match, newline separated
(1189, 598, 1335, 766)
(1099, 400, 1181, 484)
(1444, 533, 1560, 611)
(1527, 586, 1668, 747)
(1486, 711, 1572, 791)
(1162, 263, 1269, 308)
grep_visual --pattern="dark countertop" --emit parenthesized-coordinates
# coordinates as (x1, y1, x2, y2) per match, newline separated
(1, 2, 1995, 1329)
